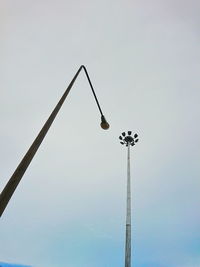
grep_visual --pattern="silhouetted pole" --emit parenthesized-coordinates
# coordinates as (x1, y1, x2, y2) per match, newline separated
(119, 131, 139, 267)
(0, 65, 109, 217)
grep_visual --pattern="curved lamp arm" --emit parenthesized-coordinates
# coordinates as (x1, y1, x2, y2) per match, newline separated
(0, 65, 109, 217)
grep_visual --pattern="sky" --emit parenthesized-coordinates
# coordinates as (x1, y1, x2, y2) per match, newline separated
(0, 0, 200, 266)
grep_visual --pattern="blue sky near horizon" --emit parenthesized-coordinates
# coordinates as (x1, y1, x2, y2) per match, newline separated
(0, 0, 200, 267)
(0, 263, 31, 267)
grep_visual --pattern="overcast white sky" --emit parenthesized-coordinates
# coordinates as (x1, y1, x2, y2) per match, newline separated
(0, 0, 200, 266)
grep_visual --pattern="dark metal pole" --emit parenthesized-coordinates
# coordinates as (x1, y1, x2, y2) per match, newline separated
(0, 65, 109, 217)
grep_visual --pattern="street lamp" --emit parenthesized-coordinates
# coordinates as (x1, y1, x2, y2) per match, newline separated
(119, 131, 139, 267)
(0, 65, 109, 217)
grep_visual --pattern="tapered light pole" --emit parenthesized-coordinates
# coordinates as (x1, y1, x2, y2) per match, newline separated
(0, 65, 109, 217)
(119, 131, 139, 267)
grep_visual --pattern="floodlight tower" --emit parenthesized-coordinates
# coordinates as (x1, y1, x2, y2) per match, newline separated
(119, 131, 139, 267)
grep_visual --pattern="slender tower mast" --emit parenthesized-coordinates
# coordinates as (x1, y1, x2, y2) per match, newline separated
(119, 131, 139, 267)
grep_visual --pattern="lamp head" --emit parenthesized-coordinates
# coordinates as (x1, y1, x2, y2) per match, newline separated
(119, 131, 139, 147)
(100, 115, 110, 130)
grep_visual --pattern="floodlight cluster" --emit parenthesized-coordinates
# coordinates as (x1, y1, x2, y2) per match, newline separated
(119, 131, 139, 146)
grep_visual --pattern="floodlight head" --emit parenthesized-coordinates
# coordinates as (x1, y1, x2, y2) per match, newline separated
(119, 131, 139, 147)
(100, 115, 110, 130)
